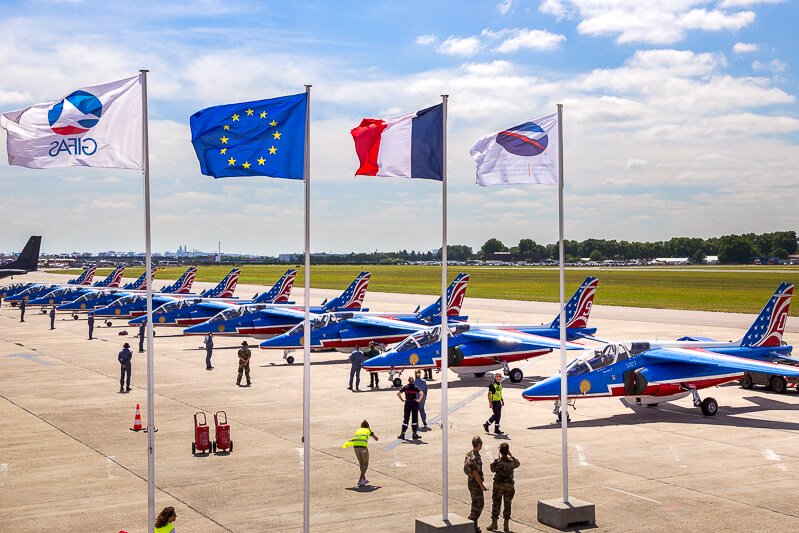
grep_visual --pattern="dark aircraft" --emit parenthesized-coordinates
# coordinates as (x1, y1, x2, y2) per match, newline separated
(0, 236, 41, 280)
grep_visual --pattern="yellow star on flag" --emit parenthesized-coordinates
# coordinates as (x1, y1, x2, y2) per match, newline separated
(223, 124, 230, 130)
(242, 161, 252, 169)
(220, 136, 229, 144)
(259, 111, 267, 119)
(257, 156, 266, 165)
(228, 157, 236, 165)
(232, 114, 240, 121)
(220, 148, 227, 155)
(273, 131, 281, 140)
(269, 120, 278, 127)
(246, 108, 254, 116)
(269, 146, 277, 154)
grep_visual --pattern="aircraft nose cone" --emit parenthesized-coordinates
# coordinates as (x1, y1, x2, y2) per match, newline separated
(522, 375, 560, 400)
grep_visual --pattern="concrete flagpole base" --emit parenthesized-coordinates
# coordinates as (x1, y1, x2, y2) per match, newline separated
(537, 498, 596, 530)
(415, 514, 473, 532)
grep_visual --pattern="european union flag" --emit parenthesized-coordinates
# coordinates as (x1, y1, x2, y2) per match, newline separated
(190, 93, 306, 180)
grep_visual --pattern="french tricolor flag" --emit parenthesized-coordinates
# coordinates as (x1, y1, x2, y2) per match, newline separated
(351, 104, 443, 181)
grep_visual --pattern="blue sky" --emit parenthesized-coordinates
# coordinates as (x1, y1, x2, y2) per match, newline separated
(1, 0, 797, 255)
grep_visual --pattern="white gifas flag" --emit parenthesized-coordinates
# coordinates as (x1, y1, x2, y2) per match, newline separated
(470, 112, 559, 186)
(0, 75, 142, 170)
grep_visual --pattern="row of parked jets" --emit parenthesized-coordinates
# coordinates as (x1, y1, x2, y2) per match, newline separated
(2, 264, 796, 420)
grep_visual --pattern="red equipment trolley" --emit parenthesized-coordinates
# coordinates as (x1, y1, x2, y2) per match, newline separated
(213, 411, 233, 453)
(192, 412, 211, 454)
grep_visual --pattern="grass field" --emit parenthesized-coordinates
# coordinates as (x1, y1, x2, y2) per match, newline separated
(51, 265, 799, 316)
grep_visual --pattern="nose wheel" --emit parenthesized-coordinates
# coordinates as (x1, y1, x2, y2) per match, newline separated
(283, 350, 295, 364)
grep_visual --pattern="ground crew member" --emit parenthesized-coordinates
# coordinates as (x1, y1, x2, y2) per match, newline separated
(483, 373, 505, 435)
(237, 341, 252, 386)
(342, 420, 379, 487)
(348, 346, 365, 391)
(396, 376, 424, 440)
(154, 506, 177, 533)
(118, 342, 132, 393)
(414, 369, 429, 428)
(365, 342, 381, 388)
(424, 368, 433, 380)
(488, 443, 520, 532)
(87, 312, 95, 340)
(464, 436, 488, 532)
(204, 333, 214, 370)
(19, 298, 26, 322)
(49, 306, 56, 330)
(138, 320, 146, 353)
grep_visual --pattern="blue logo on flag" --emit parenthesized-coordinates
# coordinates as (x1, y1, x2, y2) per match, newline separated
(48, 90, 103, 135)
(497, 121, 548, 157)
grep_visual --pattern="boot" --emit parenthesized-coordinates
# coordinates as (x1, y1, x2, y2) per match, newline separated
(503, 518, 510, 532)
(494, 426, 504, 435)
(472, 519, 481, 532)
(483, 422, 490, 432)
(487, 517, 498, 530)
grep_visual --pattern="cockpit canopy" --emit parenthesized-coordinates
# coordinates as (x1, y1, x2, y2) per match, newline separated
(567, 343, 631, 376)
(286, 312, 355, 335)
(109, 295, 140, 307)
(394, 323, 470, 352)
(75, 291, 104, 302)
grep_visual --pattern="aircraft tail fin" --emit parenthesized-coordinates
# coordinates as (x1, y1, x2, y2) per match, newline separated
(255, 269, 297, 303)
(550, 276, 598, 330)
(161, 267, 197, 294)
(93, 264, 126, 287)
(4, 236, 41, 272)
(123, 266, 157, 290)
(201, 268, 240, 298)
(69, 265, 97, 285)
(739, 282, 793, 347)
(417, 273, 470, 319)
(323, 271, 371, 311)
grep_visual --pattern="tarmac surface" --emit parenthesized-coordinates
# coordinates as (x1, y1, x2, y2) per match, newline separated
(1, 271, 798, 532)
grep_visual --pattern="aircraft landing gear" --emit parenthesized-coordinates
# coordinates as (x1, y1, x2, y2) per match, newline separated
(72, 314, 79, 320)
(498, 360, 523, 383)
(388, 369, 403, 387)
(283, 350, 295, 364)
(552, 400, 572, 424)
(688, 387, 718, 416)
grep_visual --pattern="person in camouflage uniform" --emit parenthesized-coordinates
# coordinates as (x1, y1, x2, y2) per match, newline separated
(488, 442, 520, 532)
(464, 436, 488, 532)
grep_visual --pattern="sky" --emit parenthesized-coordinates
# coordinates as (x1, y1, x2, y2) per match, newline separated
(0, 0, 797, 255)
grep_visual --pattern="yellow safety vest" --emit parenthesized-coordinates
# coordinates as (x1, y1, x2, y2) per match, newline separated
(491, 382, 503, 402)
(154, 524, 175, 533)
(342, 428, 372, 448)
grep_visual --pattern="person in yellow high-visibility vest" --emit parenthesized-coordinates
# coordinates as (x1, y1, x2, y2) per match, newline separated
(483, 373, 505, 435)
(342, 420, 379, 487)
(154, 506, 176, 533)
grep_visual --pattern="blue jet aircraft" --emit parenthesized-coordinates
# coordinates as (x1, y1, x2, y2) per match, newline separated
(26, 265, 127, 307)
(57, 267, 159, 317)
(523, 282, 795, 417)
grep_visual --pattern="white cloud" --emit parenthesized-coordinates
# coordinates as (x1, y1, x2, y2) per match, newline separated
(539, 0, 570, 19)
(415, 34, 437, 46)
(733, 42, 758, 53)
(719, 0, 784, 6)
(493, 28, 567, 52)
(752, 59, 789, 73)
(625, 158, 648, 170)
(437, 36, 482, 56)
(497, 0, 514, 14)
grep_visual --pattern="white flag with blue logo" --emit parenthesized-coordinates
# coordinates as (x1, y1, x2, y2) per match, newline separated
(470, 112, 559, 186)
(0, 75, 142, 170)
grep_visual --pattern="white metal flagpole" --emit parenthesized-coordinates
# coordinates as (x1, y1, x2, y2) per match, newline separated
(440, 94, 449, 520)
(302, 84, 312, 533)
(139, 68, 156, 531)
(556, 103, 569, 504)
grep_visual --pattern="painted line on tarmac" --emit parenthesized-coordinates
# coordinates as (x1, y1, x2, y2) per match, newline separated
(5, 353, 51, 366)
(381, 388, 485, 453)
(607, 487, 661, 504)
(0, 463, 8, 487)
(762, 449, 787, 471)
(574, 443, 589, 466)
(105, 456, 118, 479)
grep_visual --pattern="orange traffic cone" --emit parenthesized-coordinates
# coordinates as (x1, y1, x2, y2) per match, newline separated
(130, 404, 143, 432)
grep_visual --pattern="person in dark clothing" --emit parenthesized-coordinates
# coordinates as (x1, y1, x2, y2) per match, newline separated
(488, 443, 520, 532)
(87, 313, 95, 340)
(424, 368, 434, 380)
(19, 298, 26, 322)
(414, 369, 429, 428)
(118, 342, 133, 393)
(483, 374, 505, 435)
(204, 333, 214, 370)
(464, 436, 488, 533)
(348, 346, 365, 391)
(396, 376, 424, 440)
(237, 341, 252, 386)
(365, 342, 381, 388)
(49, 306, 56, 330)
(138, 320, 146, 353)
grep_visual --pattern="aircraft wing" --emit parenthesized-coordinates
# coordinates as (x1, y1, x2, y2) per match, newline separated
(642, 347, 799, 377)
(261, 307, 309, 319)
(345, 315, 427, 333)
(459, 328, 586, 350)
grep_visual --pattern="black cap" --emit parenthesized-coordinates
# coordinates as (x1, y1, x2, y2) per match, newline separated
(123, 342, 130, 348)
(241, 341, 248, 346)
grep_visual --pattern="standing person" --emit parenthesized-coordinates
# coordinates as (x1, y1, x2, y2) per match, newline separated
(365, 342, 381, 388)
(348, 345, 365, 391)
(483, 374, 505, 435)
(87, 312, 95, 340)
(414, 369, 429, 428)
(464, 436, 488, 532)
(342, 420, 379, 487)
(424, 368, 434, 381)
(138, 320, 146, 353)
(154, 506, 177, 533)
(118, 342, 132, 393)
(488, 443, 520, 532)
(49, 306, 56, 330)
(236, 340, 252, 387)
(204, 333, 214, 370)
(396, 376, 424, 440)
(19, 298, 26, 322)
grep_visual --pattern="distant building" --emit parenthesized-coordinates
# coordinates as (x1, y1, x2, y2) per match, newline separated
(486, 251, 543, 263)
(653, 257, 690, 265)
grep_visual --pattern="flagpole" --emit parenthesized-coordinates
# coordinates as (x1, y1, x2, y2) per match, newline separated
(556, 103, 569, 504)
(440, 94, 449, 521)
(302, 84, 312, 533)
(139, 68, 156, 531)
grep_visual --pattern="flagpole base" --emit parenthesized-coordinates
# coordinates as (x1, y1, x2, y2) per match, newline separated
(415, 514, 473, 532)
(537, 498, 596, 530)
